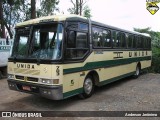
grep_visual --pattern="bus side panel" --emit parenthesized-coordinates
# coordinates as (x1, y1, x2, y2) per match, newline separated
(63, 73, 83, 98)
(141, 60, 152, 69)
(98, 63, 136, 84)
(140, 51, 152, 69)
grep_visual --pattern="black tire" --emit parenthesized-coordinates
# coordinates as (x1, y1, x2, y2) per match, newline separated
(78, 75, 94, 99)
(133, 65, 140, 79)
(2, 67, 7, 77)
(0, 71, 3, 79)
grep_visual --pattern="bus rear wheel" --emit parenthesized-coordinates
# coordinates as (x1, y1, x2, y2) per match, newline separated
(133, 65, 140, 78)
(79, 75, 94, 99)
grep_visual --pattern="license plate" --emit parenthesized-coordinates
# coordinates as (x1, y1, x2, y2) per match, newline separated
(22, 86, 31, 91)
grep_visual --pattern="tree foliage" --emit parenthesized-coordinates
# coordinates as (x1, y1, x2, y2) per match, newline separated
(37, 0, 59, 17)
(68, 0, 91, 18)
(0, 0, 59, 38)
(83, 5, 91, 18)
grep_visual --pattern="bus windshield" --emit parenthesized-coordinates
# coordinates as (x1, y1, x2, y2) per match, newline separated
(12, 24, 63, 60)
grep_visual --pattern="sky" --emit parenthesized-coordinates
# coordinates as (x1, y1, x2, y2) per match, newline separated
(58, 0, 160, 32)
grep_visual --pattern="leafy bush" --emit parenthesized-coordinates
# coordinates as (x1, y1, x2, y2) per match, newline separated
(150, 47, 160, 73)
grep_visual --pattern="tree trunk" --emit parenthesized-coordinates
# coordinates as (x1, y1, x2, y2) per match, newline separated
(31, 0, 36, 19)
(76, 0, 78, 15)
(79, 0, 82, 16)
(0, 0, 5, 38)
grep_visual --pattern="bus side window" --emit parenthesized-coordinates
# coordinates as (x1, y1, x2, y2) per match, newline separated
(137, 36, 142, 49)
(148, 38, 151, 49)
(103, 29, 111, 48)
(66, 31, 76, 58)
(117, 32, 126, 48)
(112, 31, 117, 48)
(121, 33, 126, 48)
(76, 32, 88, 57)
(143, 37, 147, 49)
(116, 32, 120, 47)
(66, 30, 88, 59)
(77, 32, 87, 48)
(141, 37, 144, 49)
(128, 34, 133, 48)
(92, 27, 103, 48)
(133, 36, 137, 48)
(67, 31, 76, 48)
(79, 23, 88, 31)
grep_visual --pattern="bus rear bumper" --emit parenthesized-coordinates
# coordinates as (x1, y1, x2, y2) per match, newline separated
(7, 79, 63, 100)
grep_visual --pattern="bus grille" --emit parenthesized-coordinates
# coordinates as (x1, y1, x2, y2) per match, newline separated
(15, 75, 24, 80)
(15, 75, 38, 82)
(14, 68, 40, 75)
(27, 77, 38, 82)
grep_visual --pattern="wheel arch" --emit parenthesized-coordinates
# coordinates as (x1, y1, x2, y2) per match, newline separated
(86, 70, 100, 86)
(137, 62, 141, 70)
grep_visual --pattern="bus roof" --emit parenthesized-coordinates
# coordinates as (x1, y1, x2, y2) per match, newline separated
(16, 14, 150, 38)
(16, 14, 87, 27)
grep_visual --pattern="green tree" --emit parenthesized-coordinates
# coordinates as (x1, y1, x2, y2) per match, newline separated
(37, 0, 59, 17)
(133, 27, 151, 34)
(2, 0, 29, 38)
(83, 5, 91, 18)
(1, 0, 59, 38)
(68, 0, 91, 18)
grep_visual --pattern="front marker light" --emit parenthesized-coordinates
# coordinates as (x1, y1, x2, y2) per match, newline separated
(53, 79, 59, 84)
(8, 74, 14, 79)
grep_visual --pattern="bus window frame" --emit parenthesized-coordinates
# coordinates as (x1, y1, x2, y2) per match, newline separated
(64, 21, 90, 61)
(112, 30, 127, 49)
(92, 25, 112, 49)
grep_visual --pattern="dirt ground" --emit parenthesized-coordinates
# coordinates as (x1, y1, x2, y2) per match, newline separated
(0, 73, 160, 120)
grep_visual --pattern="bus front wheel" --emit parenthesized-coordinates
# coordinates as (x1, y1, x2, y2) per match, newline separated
(79, 75, 94, 99)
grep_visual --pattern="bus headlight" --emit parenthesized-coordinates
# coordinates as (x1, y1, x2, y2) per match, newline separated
(8, 74, 14, 79)
(41, 79, 52, 84)
(40, 79, 59, 84)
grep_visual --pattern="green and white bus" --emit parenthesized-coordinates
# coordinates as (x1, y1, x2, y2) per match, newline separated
(7, 15, 151, 100)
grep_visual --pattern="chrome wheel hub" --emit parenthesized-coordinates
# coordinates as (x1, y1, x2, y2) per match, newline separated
(84, 78, 93, 95)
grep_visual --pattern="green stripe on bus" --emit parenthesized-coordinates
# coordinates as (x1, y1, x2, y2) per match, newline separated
(98, 72, 135, 86)
(63, 56, 151, 74)
(63, 72, 135, 98)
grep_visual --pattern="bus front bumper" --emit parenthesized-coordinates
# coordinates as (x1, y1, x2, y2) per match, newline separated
(7, 79, 63, 100)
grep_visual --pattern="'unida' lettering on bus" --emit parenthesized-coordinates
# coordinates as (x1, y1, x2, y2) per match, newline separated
(17, 64, 35, 69)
